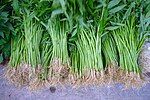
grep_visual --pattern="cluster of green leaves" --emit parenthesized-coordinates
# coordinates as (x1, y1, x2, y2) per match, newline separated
(0, 0, 14, 63)
(9, 1, 46, 67)
(113, 18, 141, 73)
(74, 27, 104, 76)
(47, 18, 69, 64)
(138, 0, 150, 41)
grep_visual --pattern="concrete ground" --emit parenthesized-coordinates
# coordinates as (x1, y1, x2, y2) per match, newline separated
(0, 42, 150, 100)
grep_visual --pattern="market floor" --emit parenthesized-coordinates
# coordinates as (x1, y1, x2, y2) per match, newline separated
(0, 66, 150, 100)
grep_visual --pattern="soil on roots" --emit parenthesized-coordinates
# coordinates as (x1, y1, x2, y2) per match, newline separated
(5, 63, 31, 87)
(105, 64, 119, 85)
(116, 69, 146, 89)
(48, 58, 70, 85)
(5, 63, 46, 90)
(71, 69, 106, 87)
(5, 61, 148, 90)
(28, 78, 48, 91)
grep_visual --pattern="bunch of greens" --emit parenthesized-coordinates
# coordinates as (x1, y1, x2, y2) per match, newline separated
(4, 0, 149, 90)
(6, 14, 44, 88)
(112, 17, 145, 88)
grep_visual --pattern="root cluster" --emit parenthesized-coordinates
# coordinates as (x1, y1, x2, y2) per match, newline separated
(5, 61, 147, 90)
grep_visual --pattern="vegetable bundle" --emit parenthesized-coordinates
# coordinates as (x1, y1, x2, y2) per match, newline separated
(3, 0, 150, 90)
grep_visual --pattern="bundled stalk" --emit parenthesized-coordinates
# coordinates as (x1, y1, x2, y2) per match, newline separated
(5, 35, 26, 86)
(102, 35, 118, 85)
(23, 17, 45, 90)
(71, 26, 105, 86)
(112, 17, 146, 88)
(46, 18, 70, 85)
(6, 16, 44, 89)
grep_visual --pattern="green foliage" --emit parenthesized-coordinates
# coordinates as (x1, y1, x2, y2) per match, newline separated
(8, 0, 149, 70)
(0, 0, 13, 63)
(47, 18, 69, 65)
(113, 17, 141, 73)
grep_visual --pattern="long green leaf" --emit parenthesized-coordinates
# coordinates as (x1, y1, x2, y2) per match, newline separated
(109, 5, 126, 14)
(105, 26, 120, 30)
(11, 0, 19, 14)
(108, 0, 121, 9)
(122, 2, 135, 21)
(0, 31, 4, 38)
(51, 9, 63, 18)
